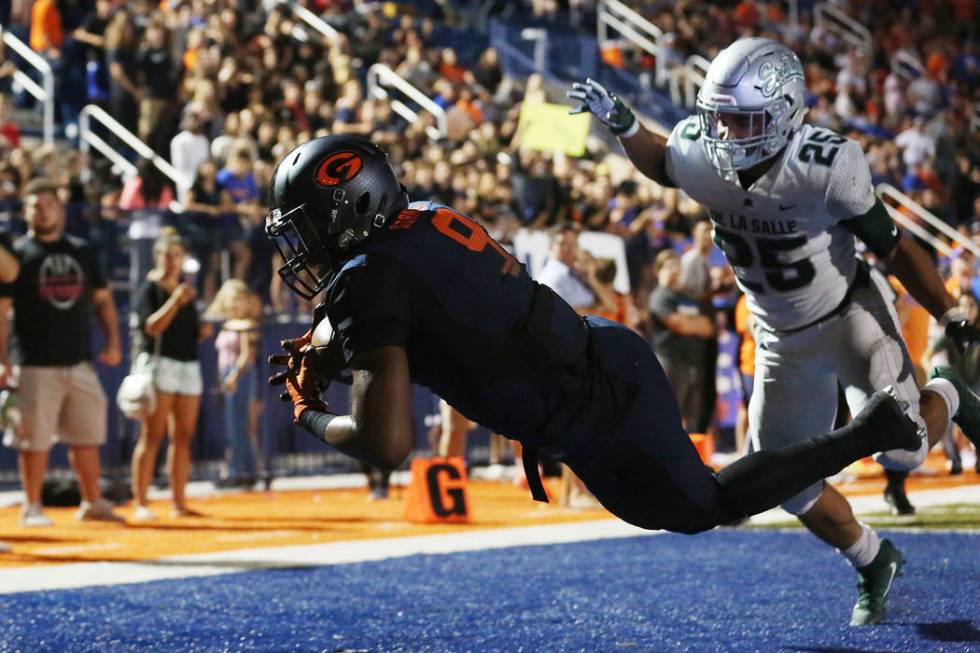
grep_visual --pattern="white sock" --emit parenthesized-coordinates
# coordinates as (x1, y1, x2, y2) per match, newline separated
(841, 522, 880, 569)
(924, 377, 960, 422)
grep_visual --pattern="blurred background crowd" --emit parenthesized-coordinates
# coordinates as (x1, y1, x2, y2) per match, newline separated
(0, 0, 977, 494)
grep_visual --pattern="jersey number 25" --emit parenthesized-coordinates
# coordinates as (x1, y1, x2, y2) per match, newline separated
(713, 228, 816, 294)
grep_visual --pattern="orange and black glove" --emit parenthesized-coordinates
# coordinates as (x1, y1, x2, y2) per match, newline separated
(269, 333, 330, 422)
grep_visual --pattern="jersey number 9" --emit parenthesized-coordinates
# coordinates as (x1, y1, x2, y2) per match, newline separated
(432, 209, 521, 277)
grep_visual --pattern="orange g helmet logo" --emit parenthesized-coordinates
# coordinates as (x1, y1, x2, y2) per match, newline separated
(314, 151, 363, 187)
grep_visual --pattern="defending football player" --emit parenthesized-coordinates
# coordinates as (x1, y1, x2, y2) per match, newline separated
(569, 37, 980, 625)
(265, 134, 923, 570)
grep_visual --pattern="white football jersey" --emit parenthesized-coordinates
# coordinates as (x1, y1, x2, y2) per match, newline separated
(666, 117, 878, 331)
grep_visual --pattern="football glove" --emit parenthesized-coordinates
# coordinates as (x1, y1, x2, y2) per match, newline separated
(567, 78, 637, 135)
(268, 331, 330, 422)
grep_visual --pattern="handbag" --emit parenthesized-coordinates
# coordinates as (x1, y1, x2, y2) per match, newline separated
(116, 325, 162, 420)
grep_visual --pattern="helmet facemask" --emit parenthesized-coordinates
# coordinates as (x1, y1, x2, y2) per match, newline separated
(697, 98, 791, 173)
(266, 203, 335, 300)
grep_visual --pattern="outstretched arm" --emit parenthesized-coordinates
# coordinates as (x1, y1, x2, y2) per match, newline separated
(567, 78, 675, 187)
(620, 126, 674, 189)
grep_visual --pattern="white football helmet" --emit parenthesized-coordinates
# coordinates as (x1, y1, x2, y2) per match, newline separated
(696, 38, 808, 175)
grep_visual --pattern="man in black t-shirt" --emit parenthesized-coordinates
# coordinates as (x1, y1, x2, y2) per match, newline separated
(0, 178, 124, 527)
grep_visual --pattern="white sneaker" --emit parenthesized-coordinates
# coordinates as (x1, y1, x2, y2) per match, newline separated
(132, 505, 158, 522)
(20, 503, 53, 527)
(76, 499, 125, 523)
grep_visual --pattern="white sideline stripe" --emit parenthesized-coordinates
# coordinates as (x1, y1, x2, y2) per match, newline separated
(0, 519, 655, 595)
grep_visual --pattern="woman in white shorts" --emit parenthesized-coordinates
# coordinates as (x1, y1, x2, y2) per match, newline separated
(130, 228, 211, 519)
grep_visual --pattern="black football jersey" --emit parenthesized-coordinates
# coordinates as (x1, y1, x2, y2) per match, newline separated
(324, 201, 590, 443)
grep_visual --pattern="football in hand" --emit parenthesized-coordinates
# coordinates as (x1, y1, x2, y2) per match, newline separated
(308, 317, 345, 376)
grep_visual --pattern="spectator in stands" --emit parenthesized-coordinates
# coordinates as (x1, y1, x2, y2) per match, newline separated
(0, 178, 124, 526)
(119, 159, 174, 294)
(184, 159, 240, 302)
(0, 94, 19, 151)
(593, 257, 641, 333)
(950, 154, 978, 227)
(208, 279, 263, 489)
(29, 0, 63, 59)
(513, 152, 561, 228)
(679, 219, 715, 301)
(130, 228, 209, 520)
(136, 21, 176, 154)
(895, 116, 936, 173)
(648, 250, 715, 431)
(466, 47, 503, 96)
(217, 141, 262, 281)
(104, 10, 141, 136)
(73, 0, 113, 106)
(537, 224, 612, 314)
(170, 112, 211, 201)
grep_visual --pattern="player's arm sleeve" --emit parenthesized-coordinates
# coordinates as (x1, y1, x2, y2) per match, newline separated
(828, 141, 900, 259)
(326, 259, 412, 364)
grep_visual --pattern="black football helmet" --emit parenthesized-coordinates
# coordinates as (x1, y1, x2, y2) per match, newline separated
(265, 135, 409, 299)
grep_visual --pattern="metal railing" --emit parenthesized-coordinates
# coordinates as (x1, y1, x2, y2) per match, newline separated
(597, 0, 669, 87)
(78, 104, 190, 209)
(877, 183, 978, 258)
(0, 23, 55, 144)
(284, 0, 340, 43)
(682, 54, 711, 109)
(814, 3, 872, 62)
(366, 64, 447, 140)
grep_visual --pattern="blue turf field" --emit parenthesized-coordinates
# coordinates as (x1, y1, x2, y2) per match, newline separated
(1, 529, 978, 652)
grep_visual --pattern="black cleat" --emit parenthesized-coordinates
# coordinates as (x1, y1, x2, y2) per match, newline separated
(883, 483, 916, 516)
(883, 469, 915, 516)
(852, 390, 922, 453)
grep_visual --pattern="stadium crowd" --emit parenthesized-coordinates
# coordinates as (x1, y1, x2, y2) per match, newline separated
(0, 0, 976, 527)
